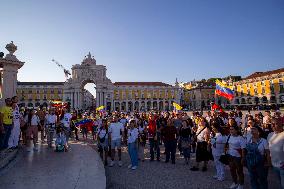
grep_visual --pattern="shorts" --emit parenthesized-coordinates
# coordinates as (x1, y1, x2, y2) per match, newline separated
(111, 139, 121, 149)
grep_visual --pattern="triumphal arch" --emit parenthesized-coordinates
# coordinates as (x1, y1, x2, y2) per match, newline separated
(63, 53, 114, 110)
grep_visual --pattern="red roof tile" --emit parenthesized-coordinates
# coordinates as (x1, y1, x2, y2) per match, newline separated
(245, 68, 284, 79)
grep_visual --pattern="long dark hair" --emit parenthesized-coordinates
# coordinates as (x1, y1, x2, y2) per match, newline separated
(27, 110, 33, 126)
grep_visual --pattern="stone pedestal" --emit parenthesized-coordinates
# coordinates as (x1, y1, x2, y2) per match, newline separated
(0, 42, 24, 106)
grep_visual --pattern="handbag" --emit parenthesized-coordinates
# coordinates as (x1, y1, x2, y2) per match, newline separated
(219, 135, 231, 165)
(98, 129, 107, 143)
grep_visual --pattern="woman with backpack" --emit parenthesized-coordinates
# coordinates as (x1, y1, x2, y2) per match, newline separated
(244, 125, 270, 189)
(97, 119, 109, 166)
(227, 124, 246, 189)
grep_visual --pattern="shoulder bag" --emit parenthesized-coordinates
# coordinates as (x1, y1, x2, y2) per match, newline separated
(219, 135, 231, 165)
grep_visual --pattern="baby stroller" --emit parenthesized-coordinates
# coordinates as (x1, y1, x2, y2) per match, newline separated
(55, 126, 67, 152)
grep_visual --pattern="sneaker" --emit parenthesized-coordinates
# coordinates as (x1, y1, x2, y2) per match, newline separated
(33, 147, 38, 151)
(109, 161, 114, 167)
(236, 185, 243, 189)
(128, 165, 132, 169)
(131, 166, 137, 170)
(118, 161, 122, 167)
(229, 183, 238, 189)
(26, 148, 32, 152)
(213, 175, 218, 179)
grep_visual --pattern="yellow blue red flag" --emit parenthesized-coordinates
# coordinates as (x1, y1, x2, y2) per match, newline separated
(215, 80, 234, 100)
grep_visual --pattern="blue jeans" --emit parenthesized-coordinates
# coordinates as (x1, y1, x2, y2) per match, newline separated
(128, 142, 138, 167)
(247, 164, 268, 189)
(273, 167, 284, 189)
(3, 124, 12, 149)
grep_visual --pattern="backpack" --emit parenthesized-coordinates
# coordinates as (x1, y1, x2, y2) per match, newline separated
(245, 139, 264, 168)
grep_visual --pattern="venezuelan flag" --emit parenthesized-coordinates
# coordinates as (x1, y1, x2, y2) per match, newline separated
(215, 80, 234, 100)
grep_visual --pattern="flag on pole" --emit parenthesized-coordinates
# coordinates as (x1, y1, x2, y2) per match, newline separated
(96, 106, 105, 111)
(215, 79, 234, 100)
(172, 102, 183, 110)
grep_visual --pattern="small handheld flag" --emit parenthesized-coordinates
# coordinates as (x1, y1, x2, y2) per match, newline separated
(96, 106, 105, 111)
(173, 102, 183, 110)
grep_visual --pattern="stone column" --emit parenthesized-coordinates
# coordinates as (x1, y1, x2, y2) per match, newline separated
(0, 42, 24, 106)
(2, 65, 18, 99)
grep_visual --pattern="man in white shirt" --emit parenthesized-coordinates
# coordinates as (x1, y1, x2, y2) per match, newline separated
(61, 108, 72, 145)
(108, 115, 124, 167)
(267, 118, 284, 189)
(45, 108, 57, 148)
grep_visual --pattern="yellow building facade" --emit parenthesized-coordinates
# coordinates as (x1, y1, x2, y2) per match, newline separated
(232, 68, 284, 107)
(16, 82, 64, 108)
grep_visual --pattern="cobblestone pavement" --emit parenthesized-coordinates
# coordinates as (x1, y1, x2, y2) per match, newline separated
(86, 139, 281, 189)
(0, 140, 106, 189)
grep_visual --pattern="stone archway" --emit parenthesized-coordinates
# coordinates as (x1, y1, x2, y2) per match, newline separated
(128, 101, 133, 112)
(140, 101, 145, 111)
(159, 101, 163, 111)
(115, 102, 120, 111)
(121, 102, 126, 112)
(134, 101, 139, 111)
(64, 52, 114, 110)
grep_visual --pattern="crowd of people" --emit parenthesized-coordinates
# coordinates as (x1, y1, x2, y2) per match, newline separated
(0, 96, 284, 189)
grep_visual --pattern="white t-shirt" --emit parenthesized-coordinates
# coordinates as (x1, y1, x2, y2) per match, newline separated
(98, 128, 108, 139)
(12, 108, 21, 127)
(244, 127, 252, 142)
(25, 115, 40, 126)
(120, 118, 128, 127)
(267, 132, 284, 168)
(246, 138, 269, 155)
(128, 128, 138, 144)
(196, 127, 209, 142)
(45, 114, 57, 128)
(62, 113, 72, 128)
(211, 133, 228, 156)
(263, 116, 271, 124)
(235, 117, 242, 127)
(228, 135, 246, 157)
(108, 122, 124, 140)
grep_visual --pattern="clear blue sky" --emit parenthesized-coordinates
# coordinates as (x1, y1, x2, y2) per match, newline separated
(1, 0, 283, 87)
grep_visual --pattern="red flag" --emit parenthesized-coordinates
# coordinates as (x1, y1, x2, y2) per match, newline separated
(212, 103, 224, 112)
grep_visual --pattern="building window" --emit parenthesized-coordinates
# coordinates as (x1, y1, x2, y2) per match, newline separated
(51, 90, 54, 94)
(279, 81, 284, 93)
(28, 90, 32, 94)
